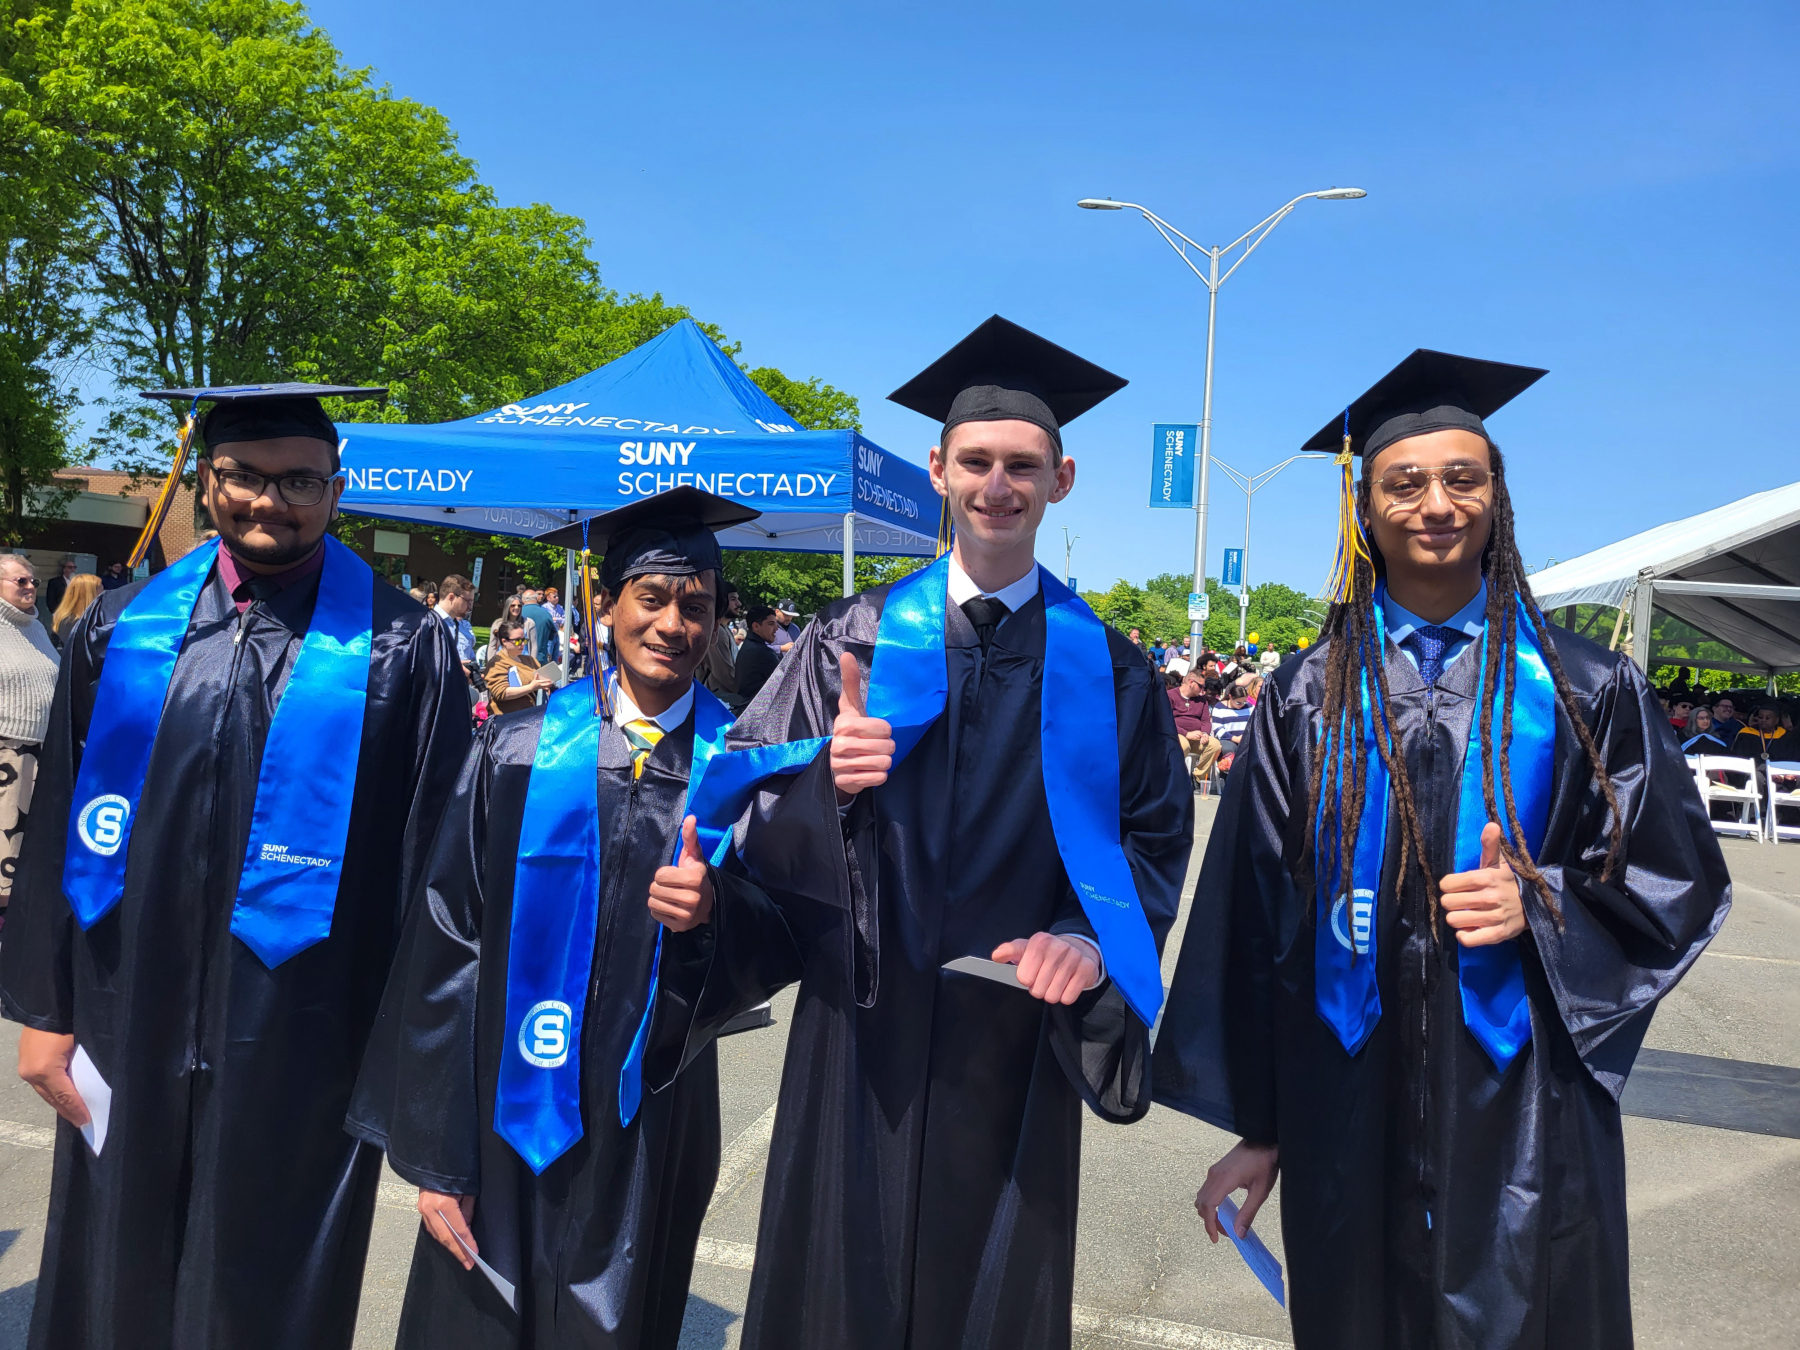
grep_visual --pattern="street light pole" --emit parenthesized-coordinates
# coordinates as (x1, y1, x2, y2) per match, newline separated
(1078, 187, 1366, 652)
(1063, 526, 1079, 586)
(1211, 452, 1335, 644)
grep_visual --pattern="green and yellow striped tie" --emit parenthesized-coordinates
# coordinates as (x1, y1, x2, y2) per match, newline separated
(622, 718, 664, 779)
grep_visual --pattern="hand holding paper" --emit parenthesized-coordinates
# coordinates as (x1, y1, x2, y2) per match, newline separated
(17, 1027, 89, 1129)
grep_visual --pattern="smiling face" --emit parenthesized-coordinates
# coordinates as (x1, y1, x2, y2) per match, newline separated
(198, 435, 343, 568)
(929, 419, 1074, 563)
(1363, 428, 1495, 582)
(600, 572, 716, 704)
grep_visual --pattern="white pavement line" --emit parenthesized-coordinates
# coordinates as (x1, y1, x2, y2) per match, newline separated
(708, 1103, 777, 1213)
(1070, 1307, 1290, 1349)
(0, 1116, 56, 1150)
(687, 1235, 1291, 1348)
(694, 1236, 757, 1270)
(1702, 950, 1800, 967)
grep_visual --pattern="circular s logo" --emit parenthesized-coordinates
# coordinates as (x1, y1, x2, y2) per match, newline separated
(77, 795, 131, 857)
(518, 1000, 573, 1069)
(1331, 888, 1375, 955)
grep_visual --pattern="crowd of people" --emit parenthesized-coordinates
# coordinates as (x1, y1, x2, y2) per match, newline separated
(0, 332, 1737, 1350)
(1658, 670, 1797, 762)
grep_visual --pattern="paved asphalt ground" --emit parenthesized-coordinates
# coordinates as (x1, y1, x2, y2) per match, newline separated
(3, 797, 1798, 1348)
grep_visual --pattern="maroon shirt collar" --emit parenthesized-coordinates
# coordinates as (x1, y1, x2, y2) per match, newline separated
(215, 541, 326, 612)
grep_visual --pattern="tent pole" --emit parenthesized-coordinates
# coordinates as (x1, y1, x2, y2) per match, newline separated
(562, 549, 575, 686)
(843, 512, 856, 599)
(1630, 580, 1655, 672)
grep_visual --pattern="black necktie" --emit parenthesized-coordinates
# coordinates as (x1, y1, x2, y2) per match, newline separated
(961, 596, 1011, 653)
(234, 575, 283, 606)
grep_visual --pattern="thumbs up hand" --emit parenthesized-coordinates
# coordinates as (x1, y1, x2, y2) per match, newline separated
(1439, 821, 1527, 946)
(648, 815, 714, 932)
(830, 649, 894, 804)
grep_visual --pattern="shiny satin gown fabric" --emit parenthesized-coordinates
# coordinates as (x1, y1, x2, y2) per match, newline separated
(348, 704, 800, 1349)
(722, 583, 1192, 1350)
(0, 566, 469, 1350)
(1154, 625, 1730, 1349)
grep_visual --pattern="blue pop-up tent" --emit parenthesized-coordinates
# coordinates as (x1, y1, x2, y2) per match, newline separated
(338, 320, 939, 567)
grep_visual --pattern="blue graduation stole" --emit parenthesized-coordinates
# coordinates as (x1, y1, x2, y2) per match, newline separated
(63, 536, 374, 968)
(1313, 583, 1554, 1071)
(683, 554, 1167, 1030)
(496, 676, 735, 1174)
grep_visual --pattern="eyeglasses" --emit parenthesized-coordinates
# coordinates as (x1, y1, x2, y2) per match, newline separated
(213, 466, 336, 507)
(2, 574, 36, 587)
(1371, 462, 1492, 507)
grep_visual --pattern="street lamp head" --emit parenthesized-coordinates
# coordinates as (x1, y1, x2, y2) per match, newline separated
(1076, 198, 1126, 210)
(1314, 187, 1368, 200)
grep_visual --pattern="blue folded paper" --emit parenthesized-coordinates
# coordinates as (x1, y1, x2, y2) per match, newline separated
(1217, 1196, 1285, 1307)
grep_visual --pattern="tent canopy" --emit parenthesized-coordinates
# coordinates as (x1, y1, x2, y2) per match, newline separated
(337, 319, 939, 557)
(1528, 481, 1800, 676)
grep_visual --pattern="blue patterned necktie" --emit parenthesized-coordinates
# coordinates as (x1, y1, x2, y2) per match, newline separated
(1408, 624, 1463, 686)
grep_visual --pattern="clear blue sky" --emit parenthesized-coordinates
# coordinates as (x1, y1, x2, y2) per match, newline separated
(304, 0, 1798, 595)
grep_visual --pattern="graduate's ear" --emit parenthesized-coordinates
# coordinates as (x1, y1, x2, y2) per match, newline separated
(1049, 452, 1076, 504)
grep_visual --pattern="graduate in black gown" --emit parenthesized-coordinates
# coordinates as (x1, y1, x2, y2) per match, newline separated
(721, 318, 1193, 1350)
(347, 488, 801, 1349)
(1154, 350, 1732, 1349)
(0, 384, 470, 1350)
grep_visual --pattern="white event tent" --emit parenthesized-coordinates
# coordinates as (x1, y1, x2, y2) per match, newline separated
(1528, 482, 1800, 684)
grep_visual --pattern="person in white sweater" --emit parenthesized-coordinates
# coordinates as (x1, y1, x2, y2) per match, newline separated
(0, 555, 59, 932)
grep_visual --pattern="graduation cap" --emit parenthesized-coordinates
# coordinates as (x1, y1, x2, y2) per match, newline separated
(534, 485, 758, 592)
(1310, 349, 1547, 604)
(140, 382, 388, 452)
(1301, 349, 1547, 466)
(888, 315, 1127, 450)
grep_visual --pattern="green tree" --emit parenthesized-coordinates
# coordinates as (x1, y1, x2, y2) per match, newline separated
(0, 1, 87, 540)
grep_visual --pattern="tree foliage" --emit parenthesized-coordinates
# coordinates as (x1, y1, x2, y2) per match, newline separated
(1089, 570, 1323, 653)
(0, 0, 88, 540)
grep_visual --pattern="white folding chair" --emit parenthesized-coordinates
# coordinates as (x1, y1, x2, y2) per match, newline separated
(1685, 755, 1707, 799)
(1697, 756, 1765, 840)
(1766, 760, 1800, 843)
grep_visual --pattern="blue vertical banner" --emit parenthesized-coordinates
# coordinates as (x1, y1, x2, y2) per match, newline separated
(1149, 424, 1197, 508)
(1222, 548, 1244, 588)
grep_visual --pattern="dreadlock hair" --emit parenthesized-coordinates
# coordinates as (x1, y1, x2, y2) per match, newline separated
(1296, 443, 1626, 935)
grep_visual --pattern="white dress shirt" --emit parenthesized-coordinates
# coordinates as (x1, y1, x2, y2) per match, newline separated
(610, 674, 695, 734)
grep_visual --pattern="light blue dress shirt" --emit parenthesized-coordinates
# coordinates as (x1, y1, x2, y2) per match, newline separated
(1384, 580, 1488, 675)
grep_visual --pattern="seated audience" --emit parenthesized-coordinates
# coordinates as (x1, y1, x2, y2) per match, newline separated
(1681, 706, 1731, 754)
(1166, 669, 1221, 785)
(1729, 702, 1789, 761)
(1711, 695, 1745, 739)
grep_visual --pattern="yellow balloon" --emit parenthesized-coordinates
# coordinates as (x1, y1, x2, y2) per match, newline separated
(1297, 637, 1310, 649)
(1247, 631, 1259, 644)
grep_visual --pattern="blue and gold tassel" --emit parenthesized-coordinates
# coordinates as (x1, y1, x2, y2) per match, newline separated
(1323, 408, 1371, 604)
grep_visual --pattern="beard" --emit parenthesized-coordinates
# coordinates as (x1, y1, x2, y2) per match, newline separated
(224, 523, 323, 569)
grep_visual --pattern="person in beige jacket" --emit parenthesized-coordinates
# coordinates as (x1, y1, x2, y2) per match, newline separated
(485, 617, 553, 714)
(0, 555, 58, 932)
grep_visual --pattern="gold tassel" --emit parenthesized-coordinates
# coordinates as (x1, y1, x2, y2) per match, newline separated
(1323, 429, 1371, 604)
(581, 545, 610, 720)
(127, 413, 197, 570)
(934, 496, 953, 559)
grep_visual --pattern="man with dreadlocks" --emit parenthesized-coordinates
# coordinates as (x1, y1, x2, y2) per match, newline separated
(1154, 349, 1731, 1349)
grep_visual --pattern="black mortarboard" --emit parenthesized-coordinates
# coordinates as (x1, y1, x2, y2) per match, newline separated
(1301, 349, 1547, 466)
(534, 486, 758, 592)
(140, 382, 388, 453)
(887, 315, 1127, 450)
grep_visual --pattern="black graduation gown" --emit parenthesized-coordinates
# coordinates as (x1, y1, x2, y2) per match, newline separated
(0, 559, 469, 1350)
(1154, 626, 1732, 1350)
(723, 585, 1193, 1350)
(346, 698, 802, 1349)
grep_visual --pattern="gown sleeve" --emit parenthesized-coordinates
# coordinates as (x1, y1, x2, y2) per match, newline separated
(1152, 686, 1296, 1143)
(1047, 647, 1194, 1124)
(726, 602, 882, 1009)
(1525, 647, 1733, 1097)
(346, 725, 494, 1195)
(639, 859, 806, 1092)
(0, 599, 109, 1031)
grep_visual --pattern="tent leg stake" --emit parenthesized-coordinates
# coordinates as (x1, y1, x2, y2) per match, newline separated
(843, 511, 855, 599)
